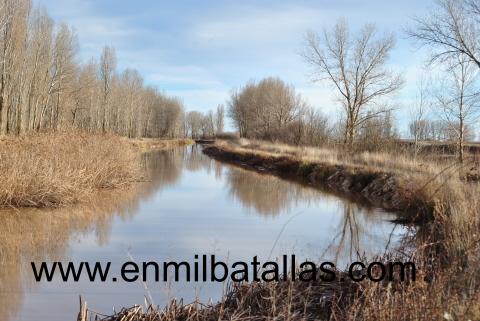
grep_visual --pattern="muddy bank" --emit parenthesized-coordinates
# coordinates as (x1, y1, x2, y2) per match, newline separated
(203, 145, 433, 223)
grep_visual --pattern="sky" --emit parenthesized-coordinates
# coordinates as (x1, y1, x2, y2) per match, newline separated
(35, 0, 434, 134)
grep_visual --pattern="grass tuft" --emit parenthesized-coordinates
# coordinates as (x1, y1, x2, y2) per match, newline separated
(0, 131, 140, 208)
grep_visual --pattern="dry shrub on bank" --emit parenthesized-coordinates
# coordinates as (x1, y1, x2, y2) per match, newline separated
(0, 131, 140, 208)
(81, 270, 358, 321)
(84, 249, 479, 321)
(220, 139, 454, 178)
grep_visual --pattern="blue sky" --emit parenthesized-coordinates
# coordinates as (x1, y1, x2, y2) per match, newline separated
(36, 0, 434, 134)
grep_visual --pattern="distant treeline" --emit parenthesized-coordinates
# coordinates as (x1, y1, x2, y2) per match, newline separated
(0, 0, 184, 138)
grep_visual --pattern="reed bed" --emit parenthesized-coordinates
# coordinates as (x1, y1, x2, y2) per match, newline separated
(0, 131, 140, 208)
(79, 268, 359, 321)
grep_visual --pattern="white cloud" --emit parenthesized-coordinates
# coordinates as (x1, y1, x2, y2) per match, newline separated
(190, 6, 329, 48)
(36, 0, 149, 63)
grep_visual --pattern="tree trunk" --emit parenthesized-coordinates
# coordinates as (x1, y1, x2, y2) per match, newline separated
(459, 118, 464, 164)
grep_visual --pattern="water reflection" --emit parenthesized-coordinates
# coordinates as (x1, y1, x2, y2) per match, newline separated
(0, 146, 406, 321)
(221, 162, 402, 262)
(142, 149, 183, 188)
(322, 202, 403, 264)
(0, 189, 139, 321)
(225, 167, 324, 216)
(0, 150, 183, 321)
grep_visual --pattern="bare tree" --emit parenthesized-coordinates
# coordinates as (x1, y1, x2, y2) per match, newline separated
(290, 106, 331, 147)
(186, 111, 203, 139)
(436, 55, 479, 163)
(409, 77, 432, 160)
(0, 0, 30, 134)
(357, 110, 397, 152)
(202, 110, 215, 138)
(228, 83, 256, 138)
(303, 20, 403, 149)
(98, 46, 116, 133)
(409, 0, 480, 68)
(49, 23, 78, 130)
(71, 61, 97, 129)
(215, 104, 224, 134)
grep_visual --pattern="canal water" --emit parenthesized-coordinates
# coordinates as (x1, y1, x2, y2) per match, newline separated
(0, 146, 407, 321)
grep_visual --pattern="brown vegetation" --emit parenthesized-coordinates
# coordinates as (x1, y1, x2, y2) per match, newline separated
(128, 138, 195, 152)
(0, 132, 193, 209)
(201, 139, 480, 320)
(0, 131, 140, 208)
(227, 77, 330, 147)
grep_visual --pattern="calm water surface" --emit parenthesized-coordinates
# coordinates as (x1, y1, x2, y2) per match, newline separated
(0, 146, 407, 321)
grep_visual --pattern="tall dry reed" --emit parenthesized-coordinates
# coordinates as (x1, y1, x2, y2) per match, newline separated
(0, 131, 140, 208)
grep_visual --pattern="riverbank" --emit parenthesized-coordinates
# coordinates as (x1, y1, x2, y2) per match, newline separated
(0, 132, 192, 208)
(202, 140, 447, 223)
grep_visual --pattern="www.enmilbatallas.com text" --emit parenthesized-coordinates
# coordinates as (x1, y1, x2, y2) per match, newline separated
(31, 254, 416, 283)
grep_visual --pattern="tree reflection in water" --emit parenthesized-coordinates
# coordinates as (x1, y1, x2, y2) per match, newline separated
(225, 167, 321, 216)
(0, 147, 406, 321)
(222, 162, 403, 264)
(0, 149, 185, 321)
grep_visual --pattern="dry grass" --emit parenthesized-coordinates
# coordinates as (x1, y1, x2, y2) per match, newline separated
(204, 140, 450, 221)
(81, 243, 480, 321)
(128, 138, 195, 152)
(0, 131, 140, 208)
(219, 138, 467, 178)
(80, 266, 359, 321)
